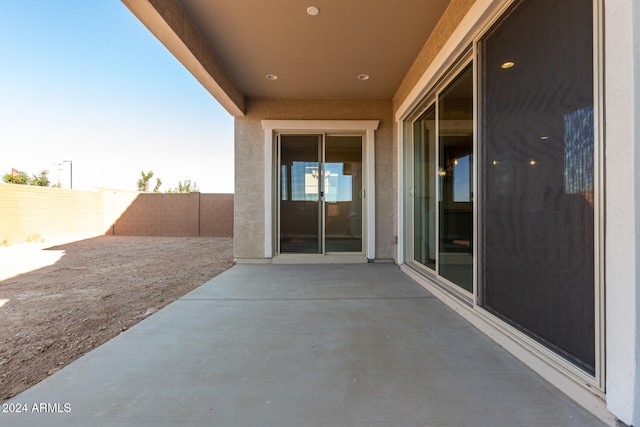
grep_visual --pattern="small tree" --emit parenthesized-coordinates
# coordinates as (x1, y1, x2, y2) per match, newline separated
(137, 171, 152, 192)
(167, 179, 199, 193)
(30, 170, 50, 187)
(137, 171, 162, 192)
(3, 170, 29, 185)
(152, 178, 162, 193)
(2, 169, 49, 186)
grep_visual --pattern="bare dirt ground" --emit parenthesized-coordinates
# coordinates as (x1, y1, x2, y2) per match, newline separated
(0, 236, 234, 401)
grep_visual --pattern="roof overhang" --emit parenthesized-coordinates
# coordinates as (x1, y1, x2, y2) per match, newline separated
(122, 0, 452, 117)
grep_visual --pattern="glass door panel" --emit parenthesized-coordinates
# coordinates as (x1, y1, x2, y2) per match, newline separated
(279, 135, 322, 254)
(438, 64, 474, 292)
(413, 105, 437, 270)
(324, 136, 363, 253)
(479, 0, 595, 374)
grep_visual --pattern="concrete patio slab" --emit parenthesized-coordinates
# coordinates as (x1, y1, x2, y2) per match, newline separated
(1, 264, 605, 426)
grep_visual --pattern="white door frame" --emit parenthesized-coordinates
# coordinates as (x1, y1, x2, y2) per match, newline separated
(262, 120, 379, 260)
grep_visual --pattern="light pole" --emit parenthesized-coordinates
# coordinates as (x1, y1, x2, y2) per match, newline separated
(63, 160, 72, 189)
(54, 162, 63, 188)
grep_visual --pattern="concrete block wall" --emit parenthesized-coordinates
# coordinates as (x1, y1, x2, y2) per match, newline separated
(103, 190, 139, 235)
(199, 193, 234, 237)
(111, 193, 200, 236)
(0, 184, 233, 244)
(0, 184, 104, 245)
(110, 193, 234, 237)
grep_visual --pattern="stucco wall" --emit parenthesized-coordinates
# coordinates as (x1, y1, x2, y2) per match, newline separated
(234, 98, 394, 260)
(604, 0, 640, 425)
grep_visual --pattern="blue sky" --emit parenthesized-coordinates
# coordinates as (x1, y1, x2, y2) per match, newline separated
(0, 1, 234, 192)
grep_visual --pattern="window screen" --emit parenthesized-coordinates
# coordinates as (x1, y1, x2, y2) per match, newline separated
(479, 0, 595, 374)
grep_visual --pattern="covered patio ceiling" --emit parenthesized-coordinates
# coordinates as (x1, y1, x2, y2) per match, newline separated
(123, 0, 452, 116)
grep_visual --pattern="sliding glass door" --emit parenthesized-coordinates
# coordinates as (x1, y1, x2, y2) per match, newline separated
(325, 136, 363, 253)
(438, 65, 474, 292)
(279, 134, 363, 255)
(413, 106, 436, 270)
(479, 0, 596, 375)
(279, 135, 322, 254)
(403, 0, 601, 388)
(410, 61, 474, 295)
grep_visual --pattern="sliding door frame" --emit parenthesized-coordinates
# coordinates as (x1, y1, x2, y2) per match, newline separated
(396, 0, 604, 397)
(405, 52, 475, 302)
(262, 120, 379, 261)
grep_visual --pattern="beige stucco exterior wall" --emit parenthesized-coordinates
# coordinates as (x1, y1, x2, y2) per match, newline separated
(234, 98, 394, 260)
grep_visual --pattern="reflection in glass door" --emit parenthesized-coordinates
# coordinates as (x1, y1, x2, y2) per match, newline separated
(278, 135, 363, 255)
(413, 105, 437, 270)
(479, 0, 596, 374)
(279, 135, 322, 254)
(409, 61, 474, 294)
(438, 64, 474, 292)
(325, 136, 362, 253)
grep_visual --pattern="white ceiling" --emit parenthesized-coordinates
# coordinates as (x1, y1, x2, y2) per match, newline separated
(178, 0, 452, 99)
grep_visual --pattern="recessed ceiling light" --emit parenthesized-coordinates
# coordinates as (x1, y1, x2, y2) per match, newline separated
(501, 61, 515, 69)
(266, 74, 278, 80)
(307, 6, 320, 16)
(357, 74, 370, 81)
(540, 136, 549, 140)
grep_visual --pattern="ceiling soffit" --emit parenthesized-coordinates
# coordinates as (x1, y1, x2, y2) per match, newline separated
(178, 0, 452, 99)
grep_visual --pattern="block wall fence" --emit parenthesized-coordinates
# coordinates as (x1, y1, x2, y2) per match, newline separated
(0, 184, 233, 245)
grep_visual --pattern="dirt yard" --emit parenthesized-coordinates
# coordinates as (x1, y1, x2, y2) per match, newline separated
(0, 236, 234, 401)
